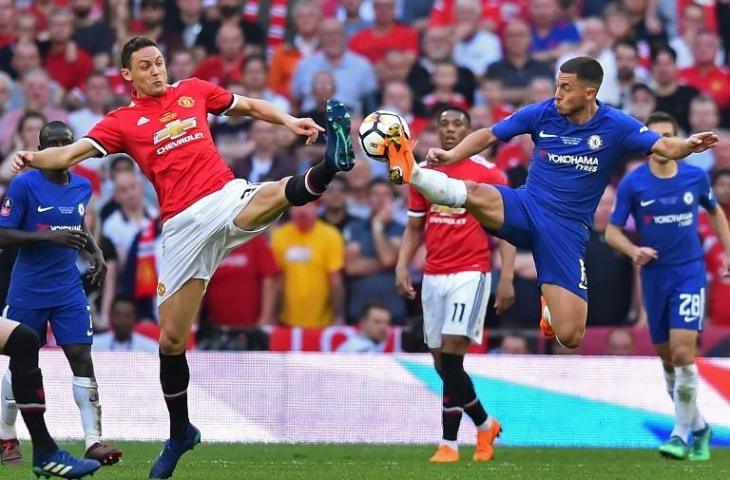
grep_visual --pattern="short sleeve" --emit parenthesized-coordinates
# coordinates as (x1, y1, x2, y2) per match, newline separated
(698, 171, 718, 212)
(0, 178, 27, 229)
(610, 176, 634, 227)
(326, 228, 345, 273)
(84, 113, 125, 156)
(408, 184, 428, 217)
(193, 78, 235, 116)
(620, 114, 661, 156)
(491, 103, 542, 142)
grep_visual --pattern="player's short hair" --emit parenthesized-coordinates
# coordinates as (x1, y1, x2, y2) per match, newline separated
(712, 168, 730, 185)
(558, 56, 604, 88)
(650, 44, 677, 63)
(435, 105, 471, 127)
(121, 36, 160, 69)
(359, 301, 390, 321)
(646, 111, 679, 136)
(39, 121, 72, 148)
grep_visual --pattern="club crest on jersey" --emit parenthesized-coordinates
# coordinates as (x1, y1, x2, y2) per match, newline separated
(153, 117, 198, 144)
(160, 112, 177, 123)
(178, 96, 195, 108)
(0, 198, 11, 217)
(157, 282, 166, 297)
(684, 192, 694, 205)
(78, 203, 85, 216)
(587, 135, 603, 150)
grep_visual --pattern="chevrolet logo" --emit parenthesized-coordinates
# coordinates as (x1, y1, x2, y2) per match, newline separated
(153, 118, 197, 144)
(431, 204, 466, 215)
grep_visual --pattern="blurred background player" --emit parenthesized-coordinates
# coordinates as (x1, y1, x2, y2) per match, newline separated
(606, 111, 730, 461)
(0, 318, 100, 478)
(0, 121, 122, 466)
(387, 56, 718, 350)
(396, 106, 515, 463)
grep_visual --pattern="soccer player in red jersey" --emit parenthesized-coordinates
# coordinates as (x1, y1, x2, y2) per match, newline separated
(396, 106, 516, 463)
(12, 36, 355, 478)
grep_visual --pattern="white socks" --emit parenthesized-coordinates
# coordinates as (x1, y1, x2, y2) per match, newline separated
(0, 371, 17, 440)
(663, 368, 675, 401)
(671, 364, 699, 443)
(411, 167, 468, 208)
(476, 417, 494, 432)
(72, 376, 102, 449)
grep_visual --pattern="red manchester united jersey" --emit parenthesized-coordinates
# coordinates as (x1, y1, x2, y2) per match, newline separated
(84, 78, 236, 222)
(408, 156, 507, 275)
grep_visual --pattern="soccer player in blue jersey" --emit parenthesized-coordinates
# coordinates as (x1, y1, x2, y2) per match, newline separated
(0, 122, 122, 467)
(385, 56, 718, 349)
(606, 111, 730, 461)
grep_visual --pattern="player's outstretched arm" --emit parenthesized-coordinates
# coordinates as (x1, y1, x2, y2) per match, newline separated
(227, 94, 324, 144)
(651, 131, 719, 160)
(605, 224, 658, 266)
(427, 128, 499, 165)
(706, 207, 730, 276)
(395, 216, 425, 300)
(12, 140, 98, 174)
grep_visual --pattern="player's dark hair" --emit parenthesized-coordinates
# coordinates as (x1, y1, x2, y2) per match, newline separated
(121, 36, 159, 69)
(39, 121, 73, 149)
(359, 301, 390, 321)
(646, 111, 679, 136)
(17, 111, 47, 135)
(558, 56, 604, 88)
(650, 44, 677, 63)
(435, 105, 471, 128)
(712, 168, 730, 185)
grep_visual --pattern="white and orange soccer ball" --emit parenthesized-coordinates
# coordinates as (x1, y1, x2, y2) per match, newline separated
(358, 110, 411, 161)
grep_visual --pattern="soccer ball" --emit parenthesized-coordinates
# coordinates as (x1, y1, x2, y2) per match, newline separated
(358, 110, 411, 161)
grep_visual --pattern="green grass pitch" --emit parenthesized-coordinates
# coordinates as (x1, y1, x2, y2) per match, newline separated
(2, 442, 729, 480)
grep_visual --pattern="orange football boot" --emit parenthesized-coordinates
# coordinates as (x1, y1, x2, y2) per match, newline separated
(385, 126, 416, 185)
(429, 444, 459, 463)
(473, 418, 502, 462)
(539, 296, 555, 338)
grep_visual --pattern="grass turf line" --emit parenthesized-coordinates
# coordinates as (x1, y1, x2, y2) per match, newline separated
(1, 443, 729, 480)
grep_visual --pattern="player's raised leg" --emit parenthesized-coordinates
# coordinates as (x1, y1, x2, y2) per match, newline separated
(0, 319, 100, 479)
(540, 285, 587, 349)
(149, 279, 205, 479)
(233, 99, 355, 231)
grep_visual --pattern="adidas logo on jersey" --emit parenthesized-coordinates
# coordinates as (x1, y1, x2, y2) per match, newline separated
(137, 117, 150, 126)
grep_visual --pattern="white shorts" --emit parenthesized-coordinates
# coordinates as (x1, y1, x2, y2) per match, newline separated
(157, 179, 275, 305)
(421, 271, 492, 349)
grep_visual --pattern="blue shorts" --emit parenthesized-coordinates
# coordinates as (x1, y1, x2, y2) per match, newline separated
(641, 260, 705, 345)
(3, 303, 93, 347)
(489, 185, 590, 300)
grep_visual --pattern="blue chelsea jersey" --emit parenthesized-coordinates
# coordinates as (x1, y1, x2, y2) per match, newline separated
(0, 170, 92, 308)
(492, 99, 662, 225)
(610, 162, 716, 268)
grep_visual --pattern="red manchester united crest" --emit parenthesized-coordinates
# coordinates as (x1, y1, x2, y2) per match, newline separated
(178, 96, 195, 108)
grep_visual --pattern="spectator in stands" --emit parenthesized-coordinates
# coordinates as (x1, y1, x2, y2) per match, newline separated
(0, 72, 11, 119)
(167, 47, 197, 83)
(242, 55, 290, 113)
(686, 95, 720, 171)
(349, 0, 418, 64)
(602, 3, 631, 46)
(494, 332, 530, 354)
(428, 0, 527, 32)
(625, 83, 656, 124)
(604, 39, 649, 109)
(345, 159, 372, 219)
(527, 76, 554, 103)
(478, 74, 514, 122)
(299, 71, 336, 147)
(0, 0, 14, 50)
(679, 30, 730, 111)
(231, 119, 297, 183)
(292, 18, 377, 114)
(122, 0, 180, 55)
(211, 82, 254, 165)
(652, 45, 700, 134)
(529, 0, 580, 65)
(93, 296, 159, 352)
(364, 49, 415, 113)
(408, 26, 477, 104)
(485, 19, 552, 105)
(272, 201, 346, 328)
(68, 73, 110, 138)
(196, 0, 264, 56)
(452, 0, 502, 77)
(586, 185, 634, 326)
(99, 155, 136, 221)
(121, 217, 161, 323)
(203, 236, 279, 327)
(102, 171, 157, 266)
(0, 69, 67, 153)
(604, 328, 636, 356)
(0, 111, 45, 182)
(670, 2, 724, 69)
(8, 39, 42, 81)
(321, 176, 353, 232)
(40, 7, 93, 92)
(715, 131, 730, 171)
(700, 169, 730, 326)
(620, 0, 666, 46)
(268, 0, 320, 99)
(193, 23, 245, 85)
(70, 0, 114, 71)
(344, 179, 406, 323)
(337, 302, 392, 352)
(422, 62, 470, 115)
(338, 0, 372, 38)
(82, 203, 118, 332)
(166, 0, 205, 48)
(380, 80, 429, 140)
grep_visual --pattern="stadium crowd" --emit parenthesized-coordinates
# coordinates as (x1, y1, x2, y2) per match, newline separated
(0, 0, 729, 354)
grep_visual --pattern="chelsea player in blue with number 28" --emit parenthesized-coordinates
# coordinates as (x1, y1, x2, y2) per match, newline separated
(0, 122, 122, 469)
(607, 112, 730, 461)
(386, 56, 718, 349)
